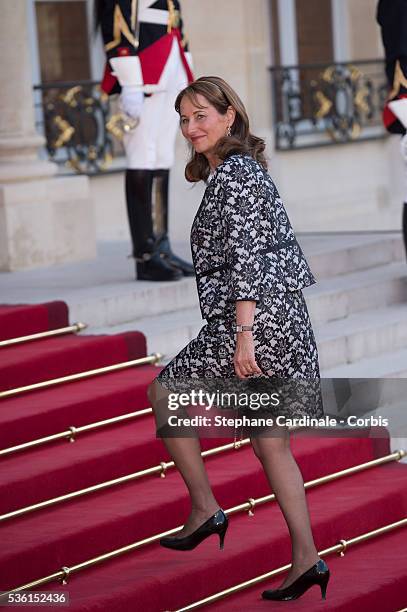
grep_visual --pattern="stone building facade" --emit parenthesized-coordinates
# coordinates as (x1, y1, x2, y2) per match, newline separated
(1, 0, 404, 268)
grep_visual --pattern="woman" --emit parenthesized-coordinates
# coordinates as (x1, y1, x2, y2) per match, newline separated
(148, 76, 330, 602)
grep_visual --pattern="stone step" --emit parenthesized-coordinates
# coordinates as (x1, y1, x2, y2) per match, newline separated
(90, 301, 407, 372)
(316, 303, 407, 370)
(322, 347, 407, 378)
(89, 259, 407, 363)
(78, 241, 405, 332)
(321, 356, 407, 461)
(51, 235, 407, 330)
(303, 233, 404, 279)
(0, 235, 404, 330)
(70, 277, 199, 329)
(90, 307, 203, 360)
(307, 260, 407, 324)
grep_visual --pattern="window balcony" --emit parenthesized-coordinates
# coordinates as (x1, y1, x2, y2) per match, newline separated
(269, 59, 388, 150)
(33, 80, 126, 175)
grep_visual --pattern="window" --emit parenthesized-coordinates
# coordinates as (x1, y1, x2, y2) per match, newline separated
(295, 0, 334, 66)
(35, 0, 91, 83)
(271, 0, 335, 120)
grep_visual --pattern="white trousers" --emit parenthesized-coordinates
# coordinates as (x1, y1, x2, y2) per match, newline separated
(123, 38, 189, 169)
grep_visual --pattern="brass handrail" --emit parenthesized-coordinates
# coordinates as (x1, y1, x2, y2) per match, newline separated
(0, 408, 153, 457)
(171, 517, 407, 611)
(0, 437, 254, 521)
(0, 323, 87, 348)
(4, 429, 403, 522)
(0, 450, 404, 594)
(0, 409, 268, 458)
(1, 442, 404, 522)
(0, 353, 163, 399)
(0, 411, 272, 458)
(2, 515, 406, 599)
(225, 449, 406, 517)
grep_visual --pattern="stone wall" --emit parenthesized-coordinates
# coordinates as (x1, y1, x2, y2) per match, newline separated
(92, 0, 405, 243)
(0, 0, 96, 270)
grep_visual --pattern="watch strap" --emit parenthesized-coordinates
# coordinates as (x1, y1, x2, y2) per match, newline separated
(234, 324, 253, 333)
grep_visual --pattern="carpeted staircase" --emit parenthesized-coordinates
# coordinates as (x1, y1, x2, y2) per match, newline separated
(0, 301, 406, 611)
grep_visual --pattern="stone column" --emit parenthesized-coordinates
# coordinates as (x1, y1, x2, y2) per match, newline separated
(0, 0, 96, 270)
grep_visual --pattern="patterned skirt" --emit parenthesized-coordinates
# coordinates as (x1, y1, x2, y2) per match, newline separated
(155, 289, 324, 440)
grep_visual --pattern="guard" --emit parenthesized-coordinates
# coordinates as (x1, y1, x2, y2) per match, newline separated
(377, 0, 407, 260)
(96, 0, 195, 280)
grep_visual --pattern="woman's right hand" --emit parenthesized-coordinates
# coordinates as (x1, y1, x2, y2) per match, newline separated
(234, 332, 263, 379)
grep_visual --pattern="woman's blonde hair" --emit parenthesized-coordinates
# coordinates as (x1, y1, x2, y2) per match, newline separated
(174, 76, 268, 182)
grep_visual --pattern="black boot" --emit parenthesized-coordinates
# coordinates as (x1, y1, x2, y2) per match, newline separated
(125, 169, 182, 281)
(153, 169, 195, 277)
(135, 238, 183, 282)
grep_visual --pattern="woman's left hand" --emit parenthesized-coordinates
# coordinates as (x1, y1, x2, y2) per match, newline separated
(234, 332, 263, 379)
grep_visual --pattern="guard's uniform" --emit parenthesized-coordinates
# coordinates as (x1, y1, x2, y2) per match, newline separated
(377, 0, 407, 135)
(377, 0, 407, 262)
(100, 0, 194, 168)
(98, 0, 195, 281)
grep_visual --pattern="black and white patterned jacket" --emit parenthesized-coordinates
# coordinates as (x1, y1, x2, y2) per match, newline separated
(190, 153, 316, 321)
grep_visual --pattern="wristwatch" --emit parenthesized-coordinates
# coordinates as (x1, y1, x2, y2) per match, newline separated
(233, 324, 253, 333)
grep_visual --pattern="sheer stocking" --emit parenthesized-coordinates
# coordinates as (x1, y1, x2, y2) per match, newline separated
(250, 430, 320, 590)
(148, 379, 220, 538)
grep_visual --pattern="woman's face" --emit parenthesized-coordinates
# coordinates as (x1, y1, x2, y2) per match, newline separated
(179, 93, 235, 157)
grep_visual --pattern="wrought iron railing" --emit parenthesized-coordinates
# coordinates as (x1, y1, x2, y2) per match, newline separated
(33, 60, 389, 172)
(33, 80, 127, 174)
(269, 59, 388, 150)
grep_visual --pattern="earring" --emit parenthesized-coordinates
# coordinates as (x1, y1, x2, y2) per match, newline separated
(226, 126, 232, 137)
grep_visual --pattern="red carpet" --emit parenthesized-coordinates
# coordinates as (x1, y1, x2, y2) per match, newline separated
(0, 301, 68, 340)
(1, 301, 406, 611)
(207, 526, 407, 611)
(0, 367, 155, 449)
(0, 332, 147, 391)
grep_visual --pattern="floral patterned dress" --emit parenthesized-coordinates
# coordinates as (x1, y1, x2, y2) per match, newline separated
(156, 153, 324, 439)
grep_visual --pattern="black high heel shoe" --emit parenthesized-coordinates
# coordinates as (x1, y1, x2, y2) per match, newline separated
(261, 558, 330, 601)
(159, 509, 228, 551)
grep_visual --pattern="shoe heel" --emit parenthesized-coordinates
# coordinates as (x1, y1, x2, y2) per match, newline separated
(218, 527, 227, 550)
(320, 576, 329, 600)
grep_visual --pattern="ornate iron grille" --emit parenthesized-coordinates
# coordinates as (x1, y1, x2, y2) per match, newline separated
(269, 59, 388, 150)
(33, 80, 126, 174)
(33, 59, 390, 172)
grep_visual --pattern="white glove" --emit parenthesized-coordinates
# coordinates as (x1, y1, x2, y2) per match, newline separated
(401, 133, 407, 163)
(120, 85, 144, 120)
